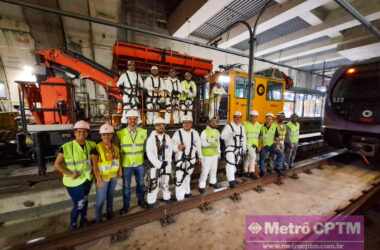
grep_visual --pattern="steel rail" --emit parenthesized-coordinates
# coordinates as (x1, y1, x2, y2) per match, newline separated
(10, 149, 347, 250)
(0, 0, 330, 78)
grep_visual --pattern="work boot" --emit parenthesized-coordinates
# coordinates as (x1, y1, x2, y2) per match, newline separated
(185, 193, 192, 198)
(274, 176, 284, 185)
(106, 212, 114, 220)
(249, 173, 258, 180)
(79, 218, 89, 228)
(289, 172, 299, 179)
(259, 171, 266, 178)
(119, 208, 129, 215)
(229, 181, 236, 188)
(138, 200, 147, 208)
(198, 188, 206, 194)
(210, 183, 221, 189)
(146, 203, 155, 209)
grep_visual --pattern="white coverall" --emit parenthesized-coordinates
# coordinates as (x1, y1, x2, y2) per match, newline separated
(221, 122, 247, 182)
(117, 71, 143, 120)
(198, 126, 221, 189)
(146, 131, 173, 204)
(209, 85, 227, 119)
(144, 75, 165, 125)
(165, 77, 182, 124)
(172, 128, 202, 201)
(180, 80, 197, 122)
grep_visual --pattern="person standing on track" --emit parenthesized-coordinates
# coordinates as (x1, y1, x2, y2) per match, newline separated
(172, 115, 202, 201)
(91, 123, 121, 223)
(54, 120, 96, 230)
(198, 117, 221, 194)
(117, 110, 147, 214)
(221, 111, 247, 188)
(285, 114, 300, 178)
(146, 117, 173, 208)
(243, 110, 262, 179)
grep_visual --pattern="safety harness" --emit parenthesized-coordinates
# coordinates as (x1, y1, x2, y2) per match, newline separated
(147, 134, 171, 192)
(174, 130, 197, 186)
(170, 79, 181, 113)
(146, 76, 166, 111)
(122, 72, 142, 109)
(224, 124, 245, 169)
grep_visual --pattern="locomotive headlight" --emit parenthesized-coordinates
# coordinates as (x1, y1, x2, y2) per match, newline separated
(346, 68, 356, 74)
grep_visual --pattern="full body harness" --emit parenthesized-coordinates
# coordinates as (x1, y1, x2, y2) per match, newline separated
(181, 82, 195, 116)
(225, 124, 246, 173)
(122, 72, 142, 109)
(169, 79, 181, 114)
(174, 130, 197, 187)
(147, 134, 171, 192)
(146, 77, 166, 112)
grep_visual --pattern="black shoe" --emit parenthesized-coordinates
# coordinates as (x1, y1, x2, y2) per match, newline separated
(249, 173, 258, 180)
(119, 208, 129, 215)
(210, 183, 221, 189)
(138, 200, 147, 208)
(229, 181, 236, 188)
(146, 203, 155, 209)
(79, 218, 89, 228)
(185, 193, 192, 198)
(198, 188, 206, 194)
(159, 198, 172, 204)
(106, 212, 114, 220)
(259, 172, 265, 178)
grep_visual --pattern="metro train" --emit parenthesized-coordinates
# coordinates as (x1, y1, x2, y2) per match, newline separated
(322, 58, 380, 162)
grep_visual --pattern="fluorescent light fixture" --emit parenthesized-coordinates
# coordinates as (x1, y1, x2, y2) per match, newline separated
(19, 65, 37, 82)
(218, 74, 230, 84)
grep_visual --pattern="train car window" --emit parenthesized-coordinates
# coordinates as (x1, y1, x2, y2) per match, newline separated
(234, 76, 254, 99)
(295, 93, 304, 117)
(266, 81, 283, 101)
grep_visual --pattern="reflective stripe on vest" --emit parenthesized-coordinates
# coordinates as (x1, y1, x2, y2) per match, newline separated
(180, 80, 195, 100)
(62, 140, 96, 187)
(201, 127, 220, 157)
(244, 121, 261, 147)
(261, 124, 277, 147)
(287, 122, 300, 144)
(97, 142, 120, 180)
(277, 123, 287, 143)
(117, 127, 147, 167)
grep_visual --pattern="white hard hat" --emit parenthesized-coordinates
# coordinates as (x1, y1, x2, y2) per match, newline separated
(99, 123, 114, 134)
(276, 111, 285, 117)
(182, 115, 193, 122)
(151, 65, 158, 70)
(250, 110, 259, 116)
(121, 116, 128, 124)
(125, 110, 139, 118)
(233, 111, 242, 117)
(154, 117, 166, 125)
(74, 120, 90, 130)
(265, 112, 275, 117)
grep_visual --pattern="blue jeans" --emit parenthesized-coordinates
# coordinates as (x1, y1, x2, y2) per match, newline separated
(259, 145, 284, 176)
(95, 177, 117, 222)
(66, 180, 92, 230)
(122, 165, 145, 209)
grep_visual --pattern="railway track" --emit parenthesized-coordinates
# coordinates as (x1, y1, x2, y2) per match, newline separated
(8, 148, 348, 250)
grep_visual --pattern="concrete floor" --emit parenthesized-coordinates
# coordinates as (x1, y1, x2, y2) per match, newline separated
(0, 160, 379, 249)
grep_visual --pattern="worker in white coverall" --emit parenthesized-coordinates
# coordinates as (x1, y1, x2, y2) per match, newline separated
(146, 117, 173, 208)
(180, 72, 197, 122)
(172, 115, 202, 201)
(209, 82, 227, 119)
(243, 110, 262, 179)
(116, 60, 143, 123)
(221, 111, 247, 188)
(165, 68, 182, 124)
(144, 65, 165, 125)
(198, 117, 221, 194)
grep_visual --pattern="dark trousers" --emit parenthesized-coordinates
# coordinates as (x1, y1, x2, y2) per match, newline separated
(122, 165, 145, 209)
(66, 180, 92, 230)
(259, 145, 284, 176)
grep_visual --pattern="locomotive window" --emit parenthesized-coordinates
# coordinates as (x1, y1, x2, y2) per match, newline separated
(266, 81, 283, 101)
(332, 70, 380, 101)
(235, 76, 254, 99)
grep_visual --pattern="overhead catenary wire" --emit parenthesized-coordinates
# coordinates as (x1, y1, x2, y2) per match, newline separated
(0, 0, 331, 79)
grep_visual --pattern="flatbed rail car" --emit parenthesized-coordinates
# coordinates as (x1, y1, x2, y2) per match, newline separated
(323, 58, 380, 161)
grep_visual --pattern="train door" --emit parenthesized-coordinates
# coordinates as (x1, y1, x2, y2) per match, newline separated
(228, 71, 254, 122)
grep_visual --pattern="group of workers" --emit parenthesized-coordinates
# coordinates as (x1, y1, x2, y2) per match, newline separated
(54, 108, 300, 230)
(117, 61, 197, 125)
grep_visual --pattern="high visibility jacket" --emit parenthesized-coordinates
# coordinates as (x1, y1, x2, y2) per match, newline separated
(277, 123, 287, 144)
(180, 80, 196, 100)
(261, 124, 278, 147)
(62, 140, 96, 187)
(244, 121, 262, 147)
(201, 126, 220, 157)
(96, 142, 120, 181)
(117, 127, 147, 167)
(286, 122, 300, 144)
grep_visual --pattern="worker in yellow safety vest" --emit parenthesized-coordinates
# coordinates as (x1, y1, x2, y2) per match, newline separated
(91, 123, 121, 223)
(117, 110, 147, 214)
(259, 113, 284, 184)
(180, 72, 197, 121)
(243, 110, 262, 179)
(285, 114, 300, 177)
(54, 120, 96, 230)
(198, 117, 221, 194)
